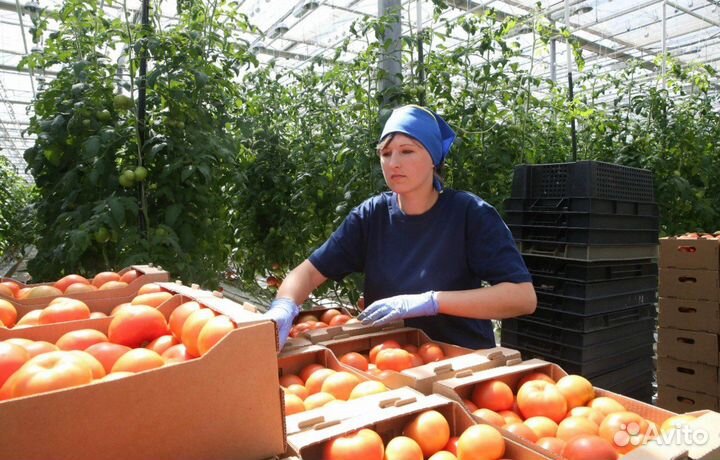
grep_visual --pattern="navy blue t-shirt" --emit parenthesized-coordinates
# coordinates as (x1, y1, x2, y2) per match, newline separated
(308, 189, 532, 349)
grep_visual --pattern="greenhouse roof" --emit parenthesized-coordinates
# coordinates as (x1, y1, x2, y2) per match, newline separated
(2, 0, 720, 179)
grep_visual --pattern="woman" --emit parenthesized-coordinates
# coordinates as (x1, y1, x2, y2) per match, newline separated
(265, 105, 536, 349)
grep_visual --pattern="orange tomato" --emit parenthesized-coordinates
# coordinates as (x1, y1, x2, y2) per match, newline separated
(168, 301, 201, 339)
(55, 329, 109, 351)
(53, 274, 90, 292)
(0, 281, 20, 297)
(119, 269, 139, 284)
(536, 437, 566, 455)
(516, 380, 568, 423)
(137, 283, 163, 295)
(110, 348, 165, 373)
(498, 409, 523, 426)
(161, 344, 193, 364)
(305, 368, 336, 394)
(38, 298, 91, 325)
(180, 308, 216, 357)
(299, 363, 325, 383)
(279, 373, 304, 387)
(348, 380, 387, 399)
(524, 416, 558, 438)
(64, 283, 98, 294)
(14, 309, 42, 327)
(369, 339, 402, 364)
(328, 314, 351, 326)
(598, 411, 649, 454)
(557, 416, 599, 442)
(562, 434, 618, 460)
(297, 313, 319, 324)
(197, 315, 236, 356)
(471, 379, 514, 412)
(505, 421, 539, 442)
(320, 308, 342, 324)
(515, 372, 556, 391)
(0, 299, 17, 328)
(569, 406, 606, 426)
(89, 311, 108, 319)
(91, 271, 120, 288)
(304, 391, 335, 410)
(145, 334, 180, 355)
(108, 305, 169, 348)
(418, 342, 446, 363)
(69, 350, 106, 379)
(284, 383, 309, 400)
(385, 436, 423, 460)
(403, 409, 451, 457)
(98, 281, 129, 291)
(660, 414, 697, 434)
(472, 408, 505, 427)
(84, 342, 131, 374)
(0, 285, 14, 299)
(320, 371, 361, 400)
(131, 291, 173, 308)
(456, 424, 505, 460)
(323, 428, 384, 460)
(588, 397, 626, 416)
(21, 340, 59, 358)
(375, 348, 413, 371)
(428, 452, 456, 460)
(443, 436, 459, 455)
(23, 285, 63, 299)
(284, 393, 305, 415)
(556, 375, 595, 409)
(340, 352, 369, 371)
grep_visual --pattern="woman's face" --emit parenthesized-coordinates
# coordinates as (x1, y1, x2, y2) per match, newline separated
(379, 133, 436, 195)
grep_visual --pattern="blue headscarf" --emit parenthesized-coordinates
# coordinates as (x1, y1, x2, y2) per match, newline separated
(380, 105, 456, 190)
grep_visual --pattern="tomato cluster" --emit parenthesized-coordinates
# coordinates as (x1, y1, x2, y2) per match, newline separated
(463, 372, 695, 459)
(337, 339, 447, 377)
(0, 270, 140, 303)
(289, 308, 357, 338)
(323, 409, 507, 460)
(0, 289, 237, 402)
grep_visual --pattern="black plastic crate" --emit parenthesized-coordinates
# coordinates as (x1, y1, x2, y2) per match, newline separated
(522, 256, 658, 283)
(524, 304, 656, 332)
(504, 197, 659, 216)
(517, 240, 658, 261)
(501, 317, 655, 347)
(537, 289, 657, 315)
(499, 340, 655, 378)
(510, 161, 655, 201)
(589, 357, 655, 390)
(531, 273, 658, 298)
(500, 328, 654, 362)
(504, 210, 660, 230)
(511, 225, 660, 245)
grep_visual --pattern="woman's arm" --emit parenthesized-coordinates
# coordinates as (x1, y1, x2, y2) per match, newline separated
(436, 282, 536, 319)
(276, 259, 328, 305)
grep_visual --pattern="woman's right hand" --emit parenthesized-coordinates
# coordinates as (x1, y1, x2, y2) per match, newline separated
(263, 298, 299, 349)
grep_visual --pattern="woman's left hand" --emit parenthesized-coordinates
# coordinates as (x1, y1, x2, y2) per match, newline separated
(358, 291, 439, 326)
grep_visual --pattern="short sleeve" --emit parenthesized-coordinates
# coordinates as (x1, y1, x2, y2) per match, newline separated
(309, 206, 367, 281)
(466, 203, 532, 285)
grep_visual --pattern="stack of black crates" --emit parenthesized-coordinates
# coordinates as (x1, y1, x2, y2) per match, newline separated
(500, 160, 659, 403)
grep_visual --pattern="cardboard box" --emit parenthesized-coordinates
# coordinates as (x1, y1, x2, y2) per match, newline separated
(433, 358, 677, 427)
(0, 293, 286, 460)
(657, 328, 720, 366)
(285, 390, 552, 459)
(2, 265, 170, 310)
(660, 237, 720, 270)
(659, 268, 720, 301)
(625, 410, 720, 460)
(278, 344, 369, 384)
(658, 385, 720, 413)
(319, 326, 520, 393)
(660, 298, 720, 334)
(299, 320, 405, 344)
(657, 356, 720, 396)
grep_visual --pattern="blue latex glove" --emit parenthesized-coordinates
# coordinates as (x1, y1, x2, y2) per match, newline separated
(358, 291, 439, 327)
(264, 297, 299, 349)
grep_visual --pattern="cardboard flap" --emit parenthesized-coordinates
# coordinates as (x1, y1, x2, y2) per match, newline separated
(157, 282, 264, 325)
(302, 321, 404, 343)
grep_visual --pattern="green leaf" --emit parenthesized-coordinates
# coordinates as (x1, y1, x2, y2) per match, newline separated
(164, 203, 183, 227)
(108, 198, 125, 225)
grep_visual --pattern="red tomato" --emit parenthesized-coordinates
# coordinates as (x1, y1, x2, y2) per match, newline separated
(119, 269, 139, 284)
(598, 411, 649, 454)
(562, 434, 618, 460)
(3, 351, 93, 399)
(323, 428, 384, 460)
(161, 344, 194, 364)
(55, 329, 109, 351)
(108, 305, 169, 348)
(84, 342, 132, 374)
(168, 301, 201, 339)
(472, 379, 514, 412)
(53, 274, 90, 293)
(375, 348, 414, 371)
(110, 348, 165, 373)
(0, 299, 17, 328)
(197, 315, 236, 356)
(0, 281, 21, 297)
(536, 437, 566, 455)
(91, 271, 120, 288)
(38, 298, 91, 325)
(0, 342, 30, 387)
(146, 334, 179, 355)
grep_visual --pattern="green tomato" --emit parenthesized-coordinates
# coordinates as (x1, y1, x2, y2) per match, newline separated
(118, 175, 134, 188)
(113, 94, 134, 111)
(155, 227, 168, 237)
(133, 166, 148, 181)
(119, 170, 135, 188)
(96, 109, 112, 122)
(94, 227, 110, 244)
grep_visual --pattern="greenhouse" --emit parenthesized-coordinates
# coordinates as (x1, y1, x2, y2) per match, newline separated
(1, 1, 720, 459)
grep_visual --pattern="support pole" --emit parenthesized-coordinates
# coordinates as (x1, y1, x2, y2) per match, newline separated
(378, 0, 402, 108)
(137, 0, 150, 236)
(565, 0, 578, 161)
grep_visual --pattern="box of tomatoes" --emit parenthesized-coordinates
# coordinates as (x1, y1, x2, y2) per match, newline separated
(317, 326, 521, 394)
(0, 264, 170, 310)
(284, 388, 552, 459)
(0, 288, 285, 460)
(433, 358, 679, 459)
